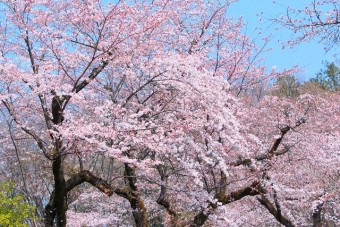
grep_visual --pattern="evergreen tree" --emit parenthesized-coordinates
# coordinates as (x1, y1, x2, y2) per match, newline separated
(272, 75, 300, 98)
(311, 62, 340, 91)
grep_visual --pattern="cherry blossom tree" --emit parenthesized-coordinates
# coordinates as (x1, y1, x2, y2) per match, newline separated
(273, 0, 339, 50)
(239, 92, 339, 227)
(0, 0, 338, 227)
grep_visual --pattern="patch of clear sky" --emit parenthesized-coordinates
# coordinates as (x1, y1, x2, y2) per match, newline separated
(228, 0, 339, 81)
(1, 0, 338, 80)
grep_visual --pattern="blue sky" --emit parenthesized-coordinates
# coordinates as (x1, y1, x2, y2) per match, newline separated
(0, 0, 337, 81)
(228, 0, 339, 81)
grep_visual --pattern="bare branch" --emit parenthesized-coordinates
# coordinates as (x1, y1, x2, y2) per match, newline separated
(258, 195, 295, 227)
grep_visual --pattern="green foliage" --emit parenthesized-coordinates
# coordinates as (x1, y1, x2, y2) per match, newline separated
(310, 62, 340, 91)
(0, 181, 36, 227)
(272, 75, 300, 98)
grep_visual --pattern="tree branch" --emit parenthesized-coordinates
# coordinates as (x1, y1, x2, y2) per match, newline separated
(72, 59, 109, 94)
(66, 170, 114, 196)
(257, 195, 295, 227)
(156, 166, 177, 223)
(233, 118, 306, 165)
(187, 181, 265, 226)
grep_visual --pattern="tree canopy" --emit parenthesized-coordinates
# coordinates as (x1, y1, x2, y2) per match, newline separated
(0, 0, 338, 226)
(311, 62, 340, 91)
(0, 181, 37, 227)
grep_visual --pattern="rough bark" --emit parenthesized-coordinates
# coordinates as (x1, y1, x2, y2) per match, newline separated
(124, 163, 149, 227)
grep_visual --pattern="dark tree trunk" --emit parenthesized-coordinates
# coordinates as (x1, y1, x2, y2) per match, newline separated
(44, 206, 55, 227)
(312, 202, 324, 227)
(42, 60, 109, 226)
(52, 154, 67, 227)
(44, 191, 56, 227)
(124, 164, 149, 227)
(44, 170, 114, 226)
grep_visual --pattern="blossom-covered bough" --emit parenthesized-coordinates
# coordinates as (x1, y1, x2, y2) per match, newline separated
(0, 0, 338, 226)
(273, 0, 339, 50)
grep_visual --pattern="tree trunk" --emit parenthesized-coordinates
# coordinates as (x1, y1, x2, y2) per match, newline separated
(44, 191, 56, 227)
(124, 164, 149, 227)
(312, 202, 324, 227)
(52, 154, 67, 227)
